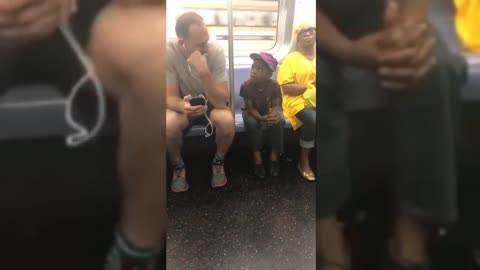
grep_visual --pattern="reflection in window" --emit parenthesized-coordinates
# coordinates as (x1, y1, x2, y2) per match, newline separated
(171, 0, 280, 55)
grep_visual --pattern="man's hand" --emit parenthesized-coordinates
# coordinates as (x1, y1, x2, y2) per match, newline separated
(378, 1, 437, 90)
(188, 50, 209, 77)
(183, 95, 207, 117)
(0, 0, 75, 46)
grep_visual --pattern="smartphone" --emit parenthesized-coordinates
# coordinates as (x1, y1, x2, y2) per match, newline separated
(189, 96, 206, 106)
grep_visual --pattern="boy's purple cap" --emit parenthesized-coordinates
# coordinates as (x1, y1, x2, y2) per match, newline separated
(250, 52, 278, 72)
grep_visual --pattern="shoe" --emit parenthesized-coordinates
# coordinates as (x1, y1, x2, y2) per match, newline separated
(269, 160, 280, 177)
(171, 167, 189, 192)
(104, 248, 156, 270)
(387, 244, 429, 270)
(211, 159, 227, 187)
(391, 261, 428, 270)
(254, 163, 266, 179)
(298, 163, 315, 181)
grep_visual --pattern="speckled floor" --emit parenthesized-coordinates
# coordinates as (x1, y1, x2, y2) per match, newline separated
(167, 137, 316, 270)
(0, 133, 479, 270)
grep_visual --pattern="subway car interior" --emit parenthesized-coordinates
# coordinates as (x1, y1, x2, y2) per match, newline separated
(0, 0, 478, 269)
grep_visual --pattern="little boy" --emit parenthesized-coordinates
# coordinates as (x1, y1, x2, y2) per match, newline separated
(240, 52, 284, 179)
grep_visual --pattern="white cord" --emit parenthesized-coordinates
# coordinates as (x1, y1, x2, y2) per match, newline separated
(59, 24, 106, 147)
(185, 56, 213, 138)
(198, 94, 213, 138)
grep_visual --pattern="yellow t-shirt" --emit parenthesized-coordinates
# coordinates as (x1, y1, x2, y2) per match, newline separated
(277, 51, 316, 130)
(455, 0, 480, 53)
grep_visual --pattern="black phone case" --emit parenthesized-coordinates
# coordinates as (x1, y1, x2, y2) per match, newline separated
(190, 97, 206, 106)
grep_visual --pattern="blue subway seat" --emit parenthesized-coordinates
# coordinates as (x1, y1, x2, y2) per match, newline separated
(0, 0, 478, 141)
(185, 65, 291, 137)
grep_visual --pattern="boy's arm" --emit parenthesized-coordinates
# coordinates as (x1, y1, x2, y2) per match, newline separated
(245, 99, 266, 121)
(397, 0, 428, 23)
(378, 0, 435, 89)
(270, 82, 282, 113)
(317, 9, 382, 68)
(270, 97, 281, 112)
(317, 9, 356, 63)
(317, 0, 429, 57)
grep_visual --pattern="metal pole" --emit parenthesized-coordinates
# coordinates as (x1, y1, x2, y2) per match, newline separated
(227, 0, 235, 115)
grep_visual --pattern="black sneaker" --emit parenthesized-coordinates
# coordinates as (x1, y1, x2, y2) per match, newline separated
(269, 160, 280, 177)
(253, 163, 266, 179)
(392, 262, 427, 270)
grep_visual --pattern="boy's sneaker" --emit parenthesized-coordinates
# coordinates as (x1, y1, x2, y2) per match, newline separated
(171, 164, 188, 192)
(211, 157, 227, 187)
(254, 163, 266, 179)
(269, 160, 280, 177)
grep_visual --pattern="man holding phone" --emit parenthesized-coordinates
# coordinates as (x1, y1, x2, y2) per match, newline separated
(166, 12, 234, 192)
(1, 1, 167, 269)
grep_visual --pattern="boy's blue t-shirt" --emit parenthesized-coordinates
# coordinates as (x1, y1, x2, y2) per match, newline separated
(240, 78, 281, 116)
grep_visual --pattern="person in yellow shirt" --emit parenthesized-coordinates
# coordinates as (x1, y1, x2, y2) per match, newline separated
(277, 24, 316, 181)
(455, 0, 480, 52)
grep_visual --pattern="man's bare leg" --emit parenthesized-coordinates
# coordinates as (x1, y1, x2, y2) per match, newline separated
(166, 109, 189, 192)
(392, 215, 429, 268)
(317, 218, 350, 270)
(89, 2, 166, 268)
(166, 109, 189, 163)
(210, 108, 234, 157)
(209, 108, 234, 187)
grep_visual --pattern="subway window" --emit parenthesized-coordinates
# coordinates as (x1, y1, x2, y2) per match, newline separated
(167, 0, 281, 57)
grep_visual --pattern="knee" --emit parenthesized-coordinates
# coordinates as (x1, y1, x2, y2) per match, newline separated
(211, 108, 234, 132)
(301, 125, 316, 140)
(242, 111, 259, 127)
(166, 109, 188, 139)
(300, 113, 316, 139)
(273, 116, 285, 128)
(302, 111, 316, 129)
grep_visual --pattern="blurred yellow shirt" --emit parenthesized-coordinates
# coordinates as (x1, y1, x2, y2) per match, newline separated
(455, 0, 480, 53)
(277, 51, 316, 130)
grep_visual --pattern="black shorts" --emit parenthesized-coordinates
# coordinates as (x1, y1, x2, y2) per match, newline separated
(0, 1, 107, 94)
(0, 1, 112, 135)
(182, 102, 215, 136)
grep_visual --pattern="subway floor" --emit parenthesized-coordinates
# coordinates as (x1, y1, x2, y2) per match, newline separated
(167, 136, 316, 270)
(0, 134, 479, 270)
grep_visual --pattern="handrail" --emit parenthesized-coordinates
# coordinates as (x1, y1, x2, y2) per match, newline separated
(227, 0, 235, 114)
